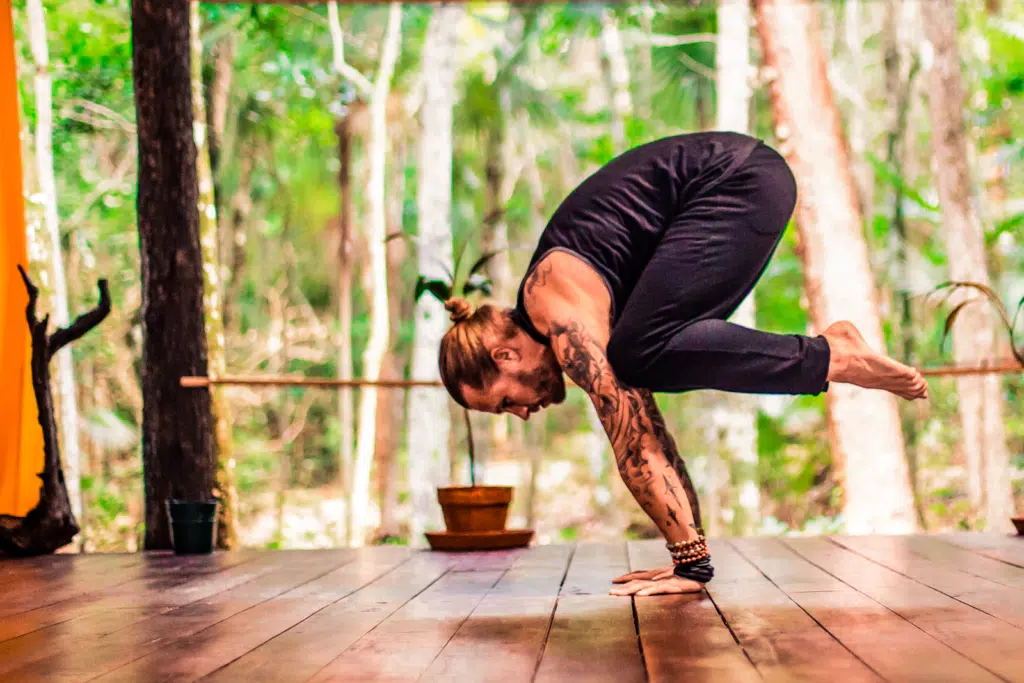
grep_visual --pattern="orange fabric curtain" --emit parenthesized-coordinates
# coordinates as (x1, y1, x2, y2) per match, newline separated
(0, 3, 44, 516)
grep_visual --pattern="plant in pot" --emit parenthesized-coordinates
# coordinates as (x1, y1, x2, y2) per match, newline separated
(929, 280, 1023, 535)
(410, 240, 534, 551)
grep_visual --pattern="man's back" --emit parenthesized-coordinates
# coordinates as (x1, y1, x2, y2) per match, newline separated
(517, 132, 762, 330)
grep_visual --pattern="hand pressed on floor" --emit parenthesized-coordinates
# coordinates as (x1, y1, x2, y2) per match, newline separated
(609, 566, 705, 596)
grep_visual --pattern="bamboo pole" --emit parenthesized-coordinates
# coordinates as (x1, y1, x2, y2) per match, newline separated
(180, 375, 445, 389)
(919, 360, 1023, 378)
(181, 359, 1023, 391)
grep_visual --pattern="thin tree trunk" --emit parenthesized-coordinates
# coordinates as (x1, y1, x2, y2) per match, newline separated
(207, 32, 235, 199)
(335, 113, 355, 541)
(599, 8, 632, 152)
(884, 0, 926, 528)
(921, 0, 1012, 532)
(25, 0, 81, 524)
(327, 2, 356, 545)
(754, 0, 917, 534)
(408, 2, 462, 548)
(222, 155, 253, 336)
(714, 0, 760, 537)
(191, 3, 237, 549)
(349, 3, 402, 548)
(841, 0, 873, 216)
(637, 2, 654, 120)
(132, 0, 216, 550)
(206, 33, 235, 325)
(375, 132, 408, 541)
(482, 87, 516, 463)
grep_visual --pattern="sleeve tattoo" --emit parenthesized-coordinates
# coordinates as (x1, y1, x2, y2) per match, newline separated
(548, 319, 704, 534)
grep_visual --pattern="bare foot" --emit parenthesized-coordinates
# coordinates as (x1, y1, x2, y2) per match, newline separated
(822, 320, 928, 400)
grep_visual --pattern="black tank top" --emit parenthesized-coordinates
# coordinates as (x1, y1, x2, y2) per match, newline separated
(512, 131, 762, 345)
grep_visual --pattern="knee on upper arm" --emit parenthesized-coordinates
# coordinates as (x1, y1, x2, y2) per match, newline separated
(606, 330, 648, 387)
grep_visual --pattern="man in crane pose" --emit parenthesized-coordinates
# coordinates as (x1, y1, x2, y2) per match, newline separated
(437, 132, 928, 596)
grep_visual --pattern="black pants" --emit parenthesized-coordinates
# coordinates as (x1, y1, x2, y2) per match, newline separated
(605, 142, 831, 395)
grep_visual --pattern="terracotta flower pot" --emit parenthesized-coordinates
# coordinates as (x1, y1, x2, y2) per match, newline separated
(1012, 517, 1024, 536)
(437, 486, 512, 532)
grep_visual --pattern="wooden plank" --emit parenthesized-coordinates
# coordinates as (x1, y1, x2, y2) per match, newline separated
(90, 546, 411, 683)
(0, 552, 272, 674)
(560, 540, 630, 596)
(907, 535, 1024, 589)
(787, 537, 1024, 682)
(200, 550, 456, 683)
(0, 554, 149, 617)
(705, 539, 882, 683)
(418, 544, 573, 683)
(533, 542, 645, 683)
(832, 535, 1024, 629)
(0, 552, 138, 582)
(443, 547, 529, 573)
(628, 539, 760, 683)
(733, 537, 1001, 683)
(0, 550, 261, 643)
(939, 532, 1024, 569)
(0, 549, 363, 683)
(308, 566, 504, 682)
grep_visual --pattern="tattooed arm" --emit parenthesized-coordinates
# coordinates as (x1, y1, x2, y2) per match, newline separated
(547, 318, 704, 541)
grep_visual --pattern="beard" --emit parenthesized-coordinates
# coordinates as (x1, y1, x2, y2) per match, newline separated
(515, 350, 566, 407)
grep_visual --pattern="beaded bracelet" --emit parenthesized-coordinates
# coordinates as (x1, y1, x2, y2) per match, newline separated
(666, 536, 709, 563)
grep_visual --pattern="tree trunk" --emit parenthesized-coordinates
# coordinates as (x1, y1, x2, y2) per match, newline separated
(25, 0, 81, 524)
(221, 154, 253, 336)
(711, 0, 760, 537)
(132, 0, 216, 550)
(482, 88, 516, 464)
(349, 3, 402, 548)
(921, 0, 1012, 532)
(841, 0, 873, 217)
(754, 0, 917, 534)
(327, 2, 356, 545)
(191, 3, 237, 549)
(408, 2, 462, 548)
(0, 269, 109, 556)
(375, 132, 408, 541)
(207, 31, 235, 206)
(884, 0, 926, 527)
(636, 2, 654, 120)
(599, 8, 632, 152)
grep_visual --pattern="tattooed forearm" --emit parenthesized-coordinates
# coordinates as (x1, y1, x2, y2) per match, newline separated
(640, 390, 704, 532)
(549, 319, 703, 539)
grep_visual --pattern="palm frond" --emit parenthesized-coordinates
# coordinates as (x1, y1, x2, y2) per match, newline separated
(414, 277, 451, 305)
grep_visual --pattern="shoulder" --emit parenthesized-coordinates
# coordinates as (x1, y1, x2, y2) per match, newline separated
(522, 251, 611, 342)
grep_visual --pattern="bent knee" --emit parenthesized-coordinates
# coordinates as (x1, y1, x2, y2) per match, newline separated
(606, 332, 649, 387)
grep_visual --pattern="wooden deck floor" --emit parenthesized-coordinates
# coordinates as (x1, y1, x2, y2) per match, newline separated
(1, 533, 1023, 682)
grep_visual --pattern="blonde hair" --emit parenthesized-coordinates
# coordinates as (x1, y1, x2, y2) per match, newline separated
(438, 297, 516, 407)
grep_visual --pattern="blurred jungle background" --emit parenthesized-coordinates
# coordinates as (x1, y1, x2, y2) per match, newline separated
(6, 0, 1023, 552)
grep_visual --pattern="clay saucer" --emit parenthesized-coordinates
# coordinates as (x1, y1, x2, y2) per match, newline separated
(425, 529, 534, 551)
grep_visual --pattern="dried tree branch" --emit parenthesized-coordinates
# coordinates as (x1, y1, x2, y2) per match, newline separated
(49, 279, 112, 358)
(0, 266, 111, 556)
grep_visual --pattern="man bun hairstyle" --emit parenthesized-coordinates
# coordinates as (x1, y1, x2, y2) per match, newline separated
(444, 297, 473, 324)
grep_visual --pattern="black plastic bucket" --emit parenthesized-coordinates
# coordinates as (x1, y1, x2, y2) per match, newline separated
(166, 499, 218, 555)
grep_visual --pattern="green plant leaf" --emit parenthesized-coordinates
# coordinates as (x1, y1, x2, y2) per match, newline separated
(1011, 294, 1024, 365)
(414, 277, 451, 305)
(467, 250, 502, 278)
(940, 300, 973, 357)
